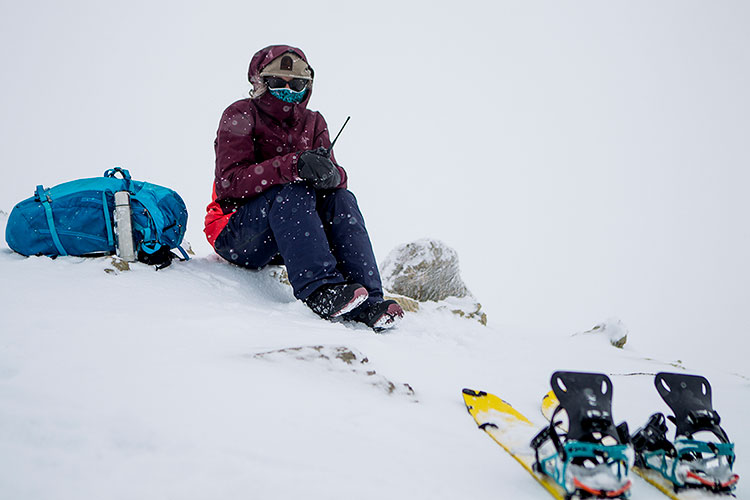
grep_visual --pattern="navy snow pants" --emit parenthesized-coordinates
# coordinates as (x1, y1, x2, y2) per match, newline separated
(214, 183, 384, 303)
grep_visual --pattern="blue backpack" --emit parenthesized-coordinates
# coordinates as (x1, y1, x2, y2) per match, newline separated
(5, 167, 189, 267)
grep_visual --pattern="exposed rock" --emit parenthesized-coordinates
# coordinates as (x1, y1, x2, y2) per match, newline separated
(443, 298, 488, 326)
(111, 257, 131, 272)
(381, 239, 469, 301)
(642, 358, 686, 370)
(182, 241, 196, 256)
(380, 239, 486, 325)
(384, 293, 420, 313)
(253, 345, 417, 400)
(574, 318, 628, 348)
(268, 265, 291, 286)
(104, 256, 131, 274)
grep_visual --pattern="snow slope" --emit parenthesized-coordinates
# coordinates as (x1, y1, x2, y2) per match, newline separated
(0, 213, 746, 500)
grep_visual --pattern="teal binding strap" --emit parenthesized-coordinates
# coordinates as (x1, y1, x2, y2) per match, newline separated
(35, 185, 68, 256)
(102, 192, 114, 249)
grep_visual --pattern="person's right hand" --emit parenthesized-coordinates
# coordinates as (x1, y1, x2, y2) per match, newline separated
(297, 149, 338, 186)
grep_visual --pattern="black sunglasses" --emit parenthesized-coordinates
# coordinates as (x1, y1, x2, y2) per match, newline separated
(264, 76, 309, 92)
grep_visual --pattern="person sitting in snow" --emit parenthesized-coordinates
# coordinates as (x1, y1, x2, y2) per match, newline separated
(204, 44, 404, 331)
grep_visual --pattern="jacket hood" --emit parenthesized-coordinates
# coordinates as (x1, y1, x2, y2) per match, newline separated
(249, 45, 313, 96)
(248, 44, 314, 124)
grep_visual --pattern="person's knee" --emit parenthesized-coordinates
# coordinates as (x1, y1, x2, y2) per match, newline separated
(217, 244, 273, 270)
(327, 188, 357, 206)
(324, 189, 363, 225)
(279, 182, 317, 201)
(270, 182, 317, 215)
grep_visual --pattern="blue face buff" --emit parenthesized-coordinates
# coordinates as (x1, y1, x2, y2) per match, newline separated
(269, 87, 308, 104)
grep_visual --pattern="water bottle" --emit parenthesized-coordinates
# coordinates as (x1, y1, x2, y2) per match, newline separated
(113, 191, 136, 262)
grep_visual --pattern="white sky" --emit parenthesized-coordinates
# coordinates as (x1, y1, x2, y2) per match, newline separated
(1, 0, 748, 364)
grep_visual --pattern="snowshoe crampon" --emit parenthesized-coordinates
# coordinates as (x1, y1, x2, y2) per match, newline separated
(531, 371, 633, 499)
(631, 372, 739, 493)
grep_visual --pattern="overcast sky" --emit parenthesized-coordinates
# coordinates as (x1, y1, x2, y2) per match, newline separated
(1, 0, 748, 365)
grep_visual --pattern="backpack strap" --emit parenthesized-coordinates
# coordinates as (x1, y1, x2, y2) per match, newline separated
(137, 243, 182, 269)
(102, 192, 114, 249)
(35, 185, 68, 256)
(175, 245, 190, 261)
(104, 167, 131, 180)
(130, 191, 166, 242)
(104, 167, 132, 192)
(129, 186, 190, 266)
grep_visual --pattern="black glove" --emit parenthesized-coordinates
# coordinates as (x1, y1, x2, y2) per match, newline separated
(297, 149, 341, 189)
(313, 166, 341, 189)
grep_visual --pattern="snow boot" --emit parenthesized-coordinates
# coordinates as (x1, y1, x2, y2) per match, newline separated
(351, 299, 404, 332)
(305, 283, 369, 319)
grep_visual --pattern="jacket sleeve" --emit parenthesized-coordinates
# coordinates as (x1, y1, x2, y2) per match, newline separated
(311, 113, 348, 189)
(214, 103, 302, 200)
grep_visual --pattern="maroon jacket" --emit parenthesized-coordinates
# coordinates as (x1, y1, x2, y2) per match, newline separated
(204, 45, 347, 247)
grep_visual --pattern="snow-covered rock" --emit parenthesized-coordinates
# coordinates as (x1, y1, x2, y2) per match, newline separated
(253, 345, 416, 400)
(381, 239, 469, 301)
(574, 318, 629, 348)
(381, 239, 487, 325)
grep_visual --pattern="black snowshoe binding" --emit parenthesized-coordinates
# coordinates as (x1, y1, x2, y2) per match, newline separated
(531, 371, 633, 499)
(631, 372, 739, 493)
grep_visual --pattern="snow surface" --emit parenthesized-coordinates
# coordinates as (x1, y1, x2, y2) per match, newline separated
(0, 212, 746, 499)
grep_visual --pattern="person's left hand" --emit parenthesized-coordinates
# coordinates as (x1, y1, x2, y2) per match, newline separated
(313, 166, 340, 189)
(297, 149, 340, 189)
(310, 147, 340, 188)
